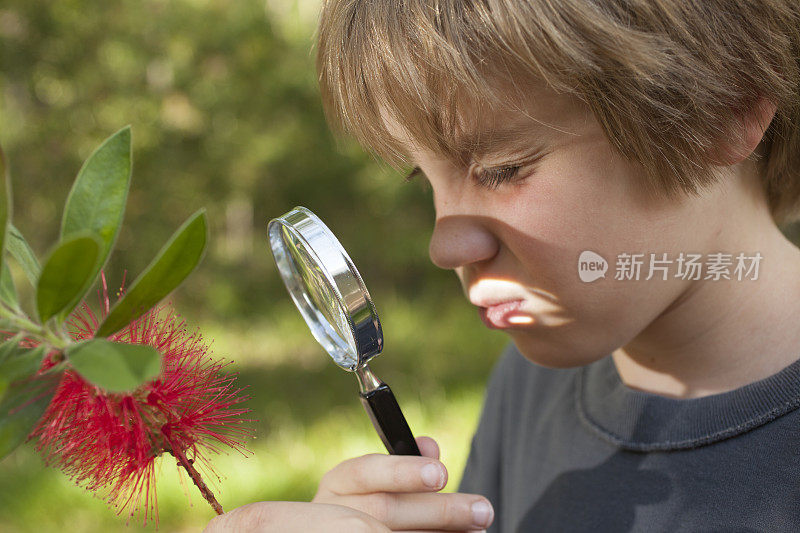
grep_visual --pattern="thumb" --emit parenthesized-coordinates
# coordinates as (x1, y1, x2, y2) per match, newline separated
(415, 435, 440, 459)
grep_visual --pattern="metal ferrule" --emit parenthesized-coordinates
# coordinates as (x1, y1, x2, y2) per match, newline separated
(355, 364, 383, 394)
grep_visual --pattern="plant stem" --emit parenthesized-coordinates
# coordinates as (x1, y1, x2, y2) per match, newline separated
(0, 305, 70, 350)
(0, 305, 69, 350)
(170, 446, 224, 515)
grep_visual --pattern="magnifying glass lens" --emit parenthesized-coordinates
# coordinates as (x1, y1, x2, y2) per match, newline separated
(281, 226, 352, 347)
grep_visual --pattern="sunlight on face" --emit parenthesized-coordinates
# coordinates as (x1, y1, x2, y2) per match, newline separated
(465, 277, 574, 328)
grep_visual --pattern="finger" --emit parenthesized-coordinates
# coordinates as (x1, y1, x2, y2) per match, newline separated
(335, 492, 494, 531)
(317, 454, 448, 496)
(398, 530, 485, 533)
(203, 501, 391, 533)
(416, 435, 440, 459)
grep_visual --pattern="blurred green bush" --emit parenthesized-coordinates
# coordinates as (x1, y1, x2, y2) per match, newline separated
(0, 0, 461, 320)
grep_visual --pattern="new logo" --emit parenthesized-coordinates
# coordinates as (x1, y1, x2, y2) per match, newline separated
(578, 250, 608, 282)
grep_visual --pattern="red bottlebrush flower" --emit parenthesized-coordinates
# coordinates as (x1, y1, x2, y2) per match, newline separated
(29, 274, 254, 525)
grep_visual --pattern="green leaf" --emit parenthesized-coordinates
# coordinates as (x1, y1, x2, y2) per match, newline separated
(61, 126, 131, 288)
(0, 333, 26, 365)
(7, 225, 40, 286)
(0, 144, 11, 265)
(95, 209, 207, 338)
(0, 261, 18, 311)
(0, 344, 45, 399)
(67, 339, 161, 393)
(0, 357, 59, 461)
(36, 235, 100, 323)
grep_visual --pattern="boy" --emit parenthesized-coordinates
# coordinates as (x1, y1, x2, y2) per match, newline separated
(208, 1, 800, 531)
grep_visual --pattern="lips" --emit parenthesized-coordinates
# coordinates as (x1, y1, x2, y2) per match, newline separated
(478, 300, 529, 329)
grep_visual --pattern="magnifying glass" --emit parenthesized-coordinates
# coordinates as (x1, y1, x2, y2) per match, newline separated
(267, 206, 421, 456)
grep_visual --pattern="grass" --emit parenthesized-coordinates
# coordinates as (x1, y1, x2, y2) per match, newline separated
(0, 293, 508, 532)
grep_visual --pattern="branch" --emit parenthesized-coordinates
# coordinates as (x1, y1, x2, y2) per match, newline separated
(169, 446, 223, 515)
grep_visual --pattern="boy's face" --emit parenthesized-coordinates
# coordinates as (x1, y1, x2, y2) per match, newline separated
(397, 86, 731, 368)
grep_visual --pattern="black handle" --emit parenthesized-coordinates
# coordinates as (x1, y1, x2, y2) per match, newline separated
(359, 383, 421, 455)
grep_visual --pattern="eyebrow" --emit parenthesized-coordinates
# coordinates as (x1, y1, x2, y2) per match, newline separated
(451, 120, 551, 159)
(401, 118, 555, 181)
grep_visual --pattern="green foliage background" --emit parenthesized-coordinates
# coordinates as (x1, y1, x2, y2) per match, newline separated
(0, 1, 507, 530)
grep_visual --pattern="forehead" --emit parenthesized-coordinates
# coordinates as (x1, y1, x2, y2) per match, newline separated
(384, 82, 593, 162)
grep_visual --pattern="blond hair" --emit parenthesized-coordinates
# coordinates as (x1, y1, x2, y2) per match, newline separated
(316, 0, 800, 224)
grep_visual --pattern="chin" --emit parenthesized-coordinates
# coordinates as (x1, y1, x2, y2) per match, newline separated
(510, 334, 610, 369)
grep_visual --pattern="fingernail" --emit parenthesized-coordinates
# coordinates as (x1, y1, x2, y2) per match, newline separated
(420, 463, 444, 488)
(471, 500, 493, 528)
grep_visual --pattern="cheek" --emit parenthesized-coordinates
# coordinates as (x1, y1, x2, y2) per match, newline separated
(495, 138, 694, 361)
(506, 278, 683, 369)
(500, 139, 637, 288)
(504, 138, 637, 253)
(507, 132, 700, 279)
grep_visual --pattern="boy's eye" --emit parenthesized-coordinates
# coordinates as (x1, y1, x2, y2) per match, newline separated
(403, 151, 545, 190)
(471, 149, 550, 190)
(472, 164, 520, 190)
(403, 165, 521, 188)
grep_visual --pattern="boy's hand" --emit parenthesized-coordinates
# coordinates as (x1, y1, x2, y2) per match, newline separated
(312, 436, 494, 531)
(204, 501, 391, 532)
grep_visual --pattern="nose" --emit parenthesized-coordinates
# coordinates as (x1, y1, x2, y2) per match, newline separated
(428, 215, 500, 270)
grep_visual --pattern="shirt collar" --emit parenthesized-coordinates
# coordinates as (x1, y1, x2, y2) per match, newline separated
(576, 354, 800, 451)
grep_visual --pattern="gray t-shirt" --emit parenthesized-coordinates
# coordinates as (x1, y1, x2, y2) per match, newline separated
(458, 343, 800, 532)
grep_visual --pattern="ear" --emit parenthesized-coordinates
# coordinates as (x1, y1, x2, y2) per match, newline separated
(709, 97, 777, 166)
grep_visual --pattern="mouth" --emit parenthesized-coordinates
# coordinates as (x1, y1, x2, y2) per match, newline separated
(476, 300, 534, 329)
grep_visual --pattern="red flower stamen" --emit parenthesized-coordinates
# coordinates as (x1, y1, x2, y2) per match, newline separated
(28, 273, 254, 525)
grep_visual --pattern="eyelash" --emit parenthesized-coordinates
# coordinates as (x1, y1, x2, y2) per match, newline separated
(472, 165, 520, 190)
(404, 164, 522, 190)
(405, 166, 423, 182)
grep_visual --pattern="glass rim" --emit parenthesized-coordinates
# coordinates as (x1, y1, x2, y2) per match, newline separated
(267, 206, 383, 371)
